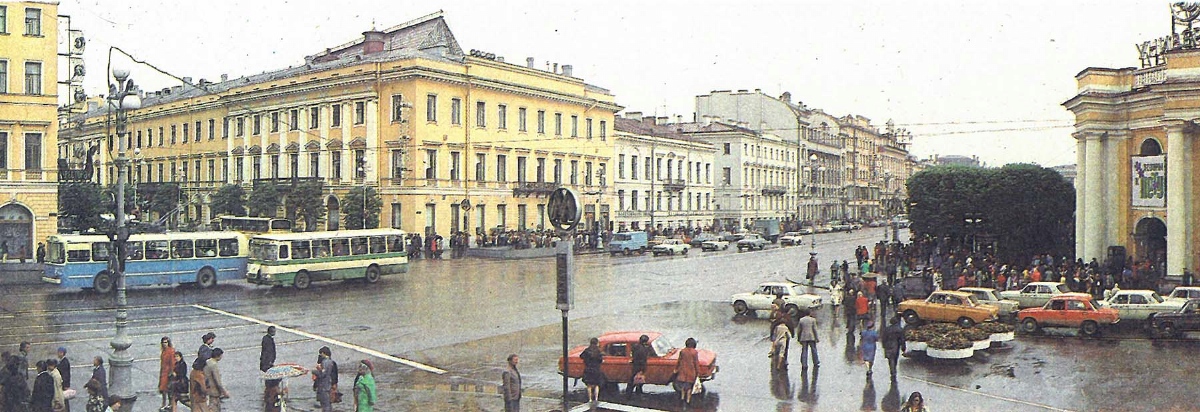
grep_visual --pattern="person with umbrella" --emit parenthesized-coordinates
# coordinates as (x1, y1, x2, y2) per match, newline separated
(262, 363, 310, 412)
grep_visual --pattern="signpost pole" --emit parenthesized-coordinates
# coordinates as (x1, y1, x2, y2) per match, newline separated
(548, 187, 580, 412)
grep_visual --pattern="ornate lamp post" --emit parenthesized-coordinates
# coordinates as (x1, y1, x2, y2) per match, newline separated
(107, 68, 141, 411)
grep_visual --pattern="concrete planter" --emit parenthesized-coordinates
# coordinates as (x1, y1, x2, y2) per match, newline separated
(989, 332, 1015, 342)
(971, 340, 991, 350)
(926, 347, 973, 359)
(907, 341, 927, 352)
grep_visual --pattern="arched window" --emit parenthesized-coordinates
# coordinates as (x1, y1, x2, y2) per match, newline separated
(1140, 138, 1163, 156)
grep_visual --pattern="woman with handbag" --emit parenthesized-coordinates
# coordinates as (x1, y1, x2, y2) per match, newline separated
(168, 352, 188, 411)
(673, 337, 701, 405)
(625, 335, 651, 397)
(579, 338, 604, 408)
(158, 337, 177, 411)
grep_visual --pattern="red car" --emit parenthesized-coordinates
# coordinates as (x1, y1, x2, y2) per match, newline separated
(558, 331, 718, 389)
(1018, 293, 1120, 336)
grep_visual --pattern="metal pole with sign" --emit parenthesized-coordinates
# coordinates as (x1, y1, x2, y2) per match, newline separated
(548, 187, 581, 412)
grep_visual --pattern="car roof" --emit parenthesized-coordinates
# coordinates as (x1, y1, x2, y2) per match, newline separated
(933, 291, 973, 298)
(1028, 282, 1066, 286)
(1051, 293, 1094, 300)
(1173, 286, 1200, 291)
(959, 287, 993, 292)
(1113, 289, 1156, 295)
(760, 282, 795, 287)
(598, 331, 663, 343)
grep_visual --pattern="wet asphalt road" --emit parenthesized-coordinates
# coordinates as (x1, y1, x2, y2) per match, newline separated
(2, 227, 1199, 411)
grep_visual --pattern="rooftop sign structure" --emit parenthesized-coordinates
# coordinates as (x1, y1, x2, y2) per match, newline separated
(1137, 2, 1200, 68)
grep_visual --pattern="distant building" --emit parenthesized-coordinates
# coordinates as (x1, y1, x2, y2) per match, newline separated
(1051, 164, 1077, 188)
(933, 154, 982, 167)
(612, 116, 715, 232)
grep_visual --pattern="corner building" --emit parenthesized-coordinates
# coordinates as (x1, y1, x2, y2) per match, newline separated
(1064, 39, 1200, 279)
(60, 12, 620, 237)
(0, 1, 60, 259)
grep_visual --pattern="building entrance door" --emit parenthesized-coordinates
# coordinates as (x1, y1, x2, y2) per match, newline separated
(0, 204, 34, 261)
(1134, 217, 1166, 265)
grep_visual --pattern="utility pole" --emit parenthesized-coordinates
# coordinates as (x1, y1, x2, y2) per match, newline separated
(107, 68, 141, 411)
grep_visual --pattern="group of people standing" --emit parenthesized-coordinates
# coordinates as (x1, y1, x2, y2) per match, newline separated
(1, 343, 117, 412)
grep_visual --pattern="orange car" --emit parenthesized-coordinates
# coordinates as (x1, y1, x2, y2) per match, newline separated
(558, 331, 718, 389)
(1018, 293, 1120, 337)
(898, 290, 999, 327)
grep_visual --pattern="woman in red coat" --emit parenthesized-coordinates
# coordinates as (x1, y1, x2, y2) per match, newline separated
(674, 338, 700, 405)
(158, 337, 176, 411)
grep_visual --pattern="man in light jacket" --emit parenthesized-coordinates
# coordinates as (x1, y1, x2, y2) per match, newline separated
(501, 354, 521, 412)
(796, 310, 820, 369)
(204, 348, 229, 412)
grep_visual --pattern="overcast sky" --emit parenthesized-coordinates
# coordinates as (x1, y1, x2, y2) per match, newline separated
(56, 0, 1172, 167)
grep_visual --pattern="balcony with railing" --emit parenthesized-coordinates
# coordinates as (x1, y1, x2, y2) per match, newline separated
(253, 177, 322, 190)
(512, 181, 557, 197)
(762, 185, 788, 196)
(662, 178, 686, 191)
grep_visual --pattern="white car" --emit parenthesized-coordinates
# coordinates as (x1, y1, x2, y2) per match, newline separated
(701, 239, 729, 251)
(651, 239, 689, 256)
(778, 232, 805, 246)
(959, 287, 1020, 317)
(999, 282, 1070, 308)
(1098, 289, 1185, 321)
(1165, 286, 1200, 303)
(731, 282, 822, 318)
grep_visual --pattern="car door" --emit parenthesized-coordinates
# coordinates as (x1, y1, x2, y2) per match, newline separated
(1018, 284, 1038, 308)
(1184, 302, 1200, 330)
(1127, 294, 1150, 320)
(749, 285, 774, 310)
(1108, 293, 1130, 319)
(603, 342, 632, 382)
(1042, 299, 1068, 327)
(926, 294, 948, 321)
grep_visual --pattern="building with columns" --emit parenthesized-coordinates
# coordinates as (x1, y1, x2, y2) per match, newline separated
(1, 1, 61, 260)
(1061, 23, 1200, 278)
(611, 116, 716, 232)
(59, 12, 620, 238)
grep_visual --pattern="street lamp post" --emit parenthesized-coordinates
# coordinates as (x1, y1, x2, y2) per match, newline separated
(107, 68, 141, 411)
(358, 165, 369, 229)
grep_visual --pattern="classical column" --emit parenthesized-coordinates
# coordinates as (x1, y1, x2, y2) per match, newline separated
(1076, 138, 1087, 259)
(1084, 135, 1105, 261)
(1166, 123, 1191, 276)
(1104, 134, 1123, 253)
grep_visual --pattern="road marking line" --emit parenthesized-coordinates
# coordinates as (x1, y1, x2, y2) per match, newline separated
(568, 401, 670, 412)
(191, 304, 447, 375)
(901, 374, 1075, 412)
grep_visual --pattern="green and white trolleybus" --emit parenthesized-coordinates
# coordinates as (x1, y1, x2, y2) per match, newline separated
(246, 228, 408, 289)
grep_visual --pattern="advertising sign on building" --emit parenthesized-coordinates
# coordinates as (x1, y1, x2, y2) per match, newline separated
(1132, 155, 1166, 208)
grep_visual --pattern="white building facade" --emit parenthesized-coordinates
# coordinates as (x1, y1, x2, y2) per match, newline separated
(612, 116, 716, 231)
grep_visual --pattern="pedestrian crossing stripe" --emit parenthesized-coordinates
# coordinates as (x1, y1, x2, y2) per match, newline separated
(568, 401, 671, 412)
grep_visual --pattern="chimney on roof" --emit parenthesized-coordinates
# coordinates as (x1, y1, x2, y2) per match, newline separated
(527, 57, 535, 68)
(780, 91, 791, 103)
(220, 74, 228, 82)
(754, 88, 761, 94)
(552, 62, 558, 74)
(362, 29, 386, 54)
(676, 115, 683, 124)
(737, 89, 748, 93)
(626, 111, 643, 121)
(702, 115, 713, 126)
(497, 56, 505, 63)
(562, 64, 573, 77)
(182, 77, 193, 84)
(656, 116, 668, 125)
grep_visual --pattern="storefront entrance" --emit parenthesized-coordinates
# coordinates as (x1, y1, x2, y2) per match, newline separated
(0, 203, 34, 261)
(1134, 217, 1167, 265)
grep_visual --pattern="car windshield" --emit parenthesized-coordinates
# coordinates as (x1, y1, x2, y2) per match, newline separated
(613, 234, 631, 241)
(1055, 284, 1070, 293)
(1150, 293, 1164, 303)
(651, 335, 676, 357)
(250, 240, 279, 261)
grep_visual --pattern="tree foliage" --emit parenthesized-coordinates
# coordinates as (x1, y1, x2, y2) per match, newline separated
(58, 182, 107, 232)
(248, 183, 281, 217)
(210, 184, 247, 217)
(343, 186, 382, 230)
(907, 164, 1075, 262)
(288, 180, 326, 231)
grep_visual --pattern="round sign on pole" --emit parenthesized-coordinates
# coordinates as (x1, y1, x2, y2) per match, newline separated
(547, 187, 582, 232)
(460, 199, 472, 211)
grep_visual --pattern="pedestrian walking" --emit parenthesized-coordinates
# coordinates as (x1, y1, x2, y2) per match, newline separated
(158, 337, 176, 410)
(312, 347, 336, 412)
(900, 391, 929, 412)
(625, 335, 650, 397)
(500, 354, 520, 412)
(796, 309, 820, 369)
(580, 338, 604, 408)
(31, 361, 54, 412)
(46, 359, 64, 412)
(36, 243, 45, 264)
(877, 281, 892, 315)
(55, 347, 71, 412)
(168, 352, 187, 412)
(190, 333, 216, 412)
(260, 326, 276, 373)
(673, 338, 701, 406)
(771, 320, 791, 371)
(354, 360, 376, 412)
(90, 356, 107, 401)
(860, 322, 879, 376)
(807, 255, 819, 284)
(855, 291, 871, 332)
(881, 316, 907, 381)
(84, 379, 105, 412)
(203, 348, 228, 412)
(17, 341, 31, 381)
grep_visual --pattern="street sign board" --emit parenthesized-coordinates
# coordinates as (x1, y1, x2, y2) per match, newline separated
(547, 187, 582, 232)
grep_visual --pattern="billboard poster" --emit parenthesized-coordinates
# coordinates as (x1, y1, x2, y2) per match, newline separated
(1132, 155, 1166, 208)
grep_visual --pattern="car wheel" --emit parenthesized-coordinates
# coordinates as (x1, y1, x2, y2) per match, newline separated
(723, 244, 729, 250)
(294, 270, 312, 290)
(1080, 320, 1100, 337)
(365, 266, 381, 283)
(93, 271, 114, 294)
(733, 301, 749, 315)
(624, 248, 631, 256)
(903, 310, 920, 325)
(1021, 318, 1041, 334)
(957, 317, 975, 328)
(682, 248, 688, 255)
(196, 268, 217, 289)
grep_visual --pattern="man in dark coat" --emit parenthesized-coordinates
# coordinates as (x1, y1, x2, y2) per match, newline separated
(31, 361, 54, 412)
(260, 326, 276, 372)
(56, 347, 71, 411)
(625, 335, 651, 396)
(880, 316, 907, 381)
(3, 355, 30, 412)
(90, 356, 108, 400)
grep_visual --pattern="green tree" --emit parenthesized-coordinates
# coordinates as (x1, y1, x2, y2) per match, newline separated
(210, 184, 247, 216)
(288, 180, 326, 231)
(248, 183, 281, 217)
(142, 182, 182, 220)
(343, 186, 382, 230)
(58, 182, 107, 232)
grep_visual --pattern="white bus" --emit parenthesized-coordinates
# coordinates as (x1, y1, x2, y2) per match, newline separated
(246, 228, 408, 289)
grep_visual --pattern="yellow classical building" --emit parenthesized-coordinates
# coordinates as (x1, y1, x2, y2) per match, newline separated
(1, 1, 59, 260)
(60, 12, 620, 238)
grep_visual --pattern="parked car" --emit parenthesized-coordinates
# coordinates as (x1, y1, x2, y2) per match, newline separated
(1148, 298, 1200, 338)
(894, 273, 936, 301)
(608, 231, 648, 256)
(897, 290, 999, 327)
(651, 239, 690, 256)
(797, 227, 815, 235)
(779, 232, 805, 246)
(1097, 289, 1183, 322)
(1165, 286, 1200, 304)
(559, 331, 718, 391)
(689, 233, 720, 248)
(999, 282, 1070, 308)
(1018, 293, 1120, 336)
(829, 221, 854, 232)
(722, 232, 746, 242)
(736, 234, 769, 252)
(730, 282, 823, 318)
(701, 239, 730, 252)
(958, 287, 1020, 318)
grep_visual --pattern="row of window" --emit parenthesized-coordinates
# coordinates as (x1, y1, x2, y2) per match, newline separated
(0, 60, 43, 95)
(67, 238, 240, 263)
(0, 6, 42, 36)
(616, 190, 713, 213)
(616, 154, 712, 184)
(422, 94, 607, 139)
(0, 131, 42, 170)
(126, 102, 367, 151)
(113, 149, 367, 185)
(418, 149, 607, 186)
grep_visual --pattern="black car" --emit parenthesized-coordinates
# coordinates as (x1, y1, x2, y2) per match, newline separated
(1148, 298, 1200, 338)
